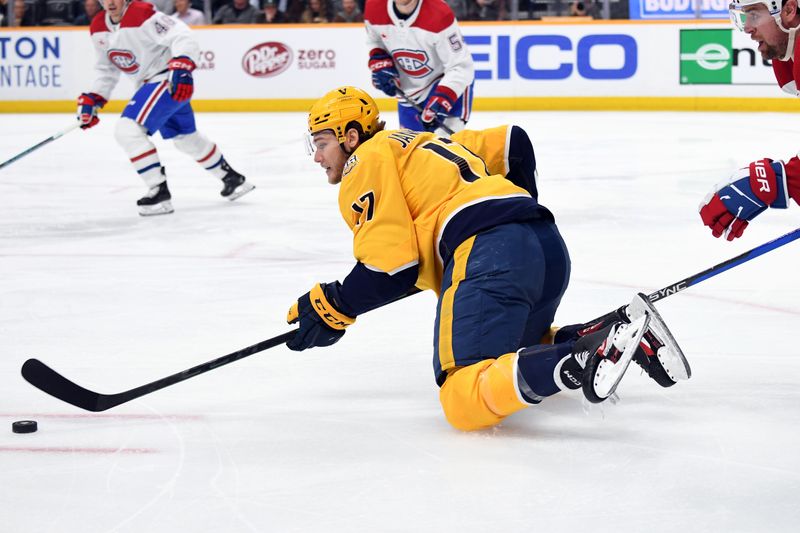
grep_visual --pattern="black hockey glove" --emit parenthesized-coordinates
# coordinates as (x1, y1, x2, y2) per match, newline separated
(286, 282, 355, 351)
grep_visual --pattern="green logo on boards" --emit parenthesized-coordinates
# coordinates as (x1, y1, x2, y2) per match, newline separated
(680, 29, 732, 84)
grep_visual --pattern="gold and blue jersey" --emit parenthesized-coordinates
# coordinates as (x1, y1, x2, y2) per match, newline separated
(450, 125, 512, 178)
(335, 126, 550, 316)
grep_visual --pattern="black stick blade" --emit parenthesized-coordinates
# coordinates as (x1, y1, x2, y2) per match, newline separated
(20, 330, 299, 412)
(21, 359, 110, 412)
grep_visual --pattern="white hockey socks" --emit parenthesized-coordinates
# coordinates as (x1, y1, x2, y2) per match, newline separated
(115, 118, 164, 189)
(173, 132, 227, 179)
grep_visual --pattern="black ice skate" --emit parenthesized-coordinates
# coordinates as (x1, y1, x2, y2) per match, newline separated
(626, 293, 691, 387)
(577, 293, 688, 403)
(137, 180, 173, 216)
(574, 313, 650, 404)
(555, 294, 691, 391)
(553, 305, 629, 344)
(219, 160, 255, 201)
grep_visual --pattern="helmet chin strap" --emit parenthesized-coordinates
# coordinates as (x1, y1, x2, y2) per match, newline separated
(778, 19, 799, 61)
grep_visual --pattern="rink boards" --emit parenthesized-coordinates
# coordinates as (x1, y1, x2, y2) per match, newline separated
(0, 20, 796, 112)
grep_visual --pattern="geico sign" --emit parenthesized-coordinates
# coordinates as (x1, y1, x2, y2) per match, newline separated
(465, 34, 637, 80)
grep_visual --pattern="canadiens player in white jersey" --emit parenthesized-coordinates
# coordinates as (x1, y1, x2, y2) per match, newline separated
(77, 0, 254, 216)
(699, 0, 800, 239)
(365, 0, 475, 135)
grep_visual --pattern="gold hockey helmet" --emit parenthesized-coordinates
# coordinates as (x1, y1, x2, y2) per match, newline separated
(307, 87, 381, 144)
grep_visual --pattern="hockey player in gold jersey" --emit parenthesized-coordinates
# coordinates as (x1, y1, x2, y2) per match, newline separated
(287, 87, 690, 431)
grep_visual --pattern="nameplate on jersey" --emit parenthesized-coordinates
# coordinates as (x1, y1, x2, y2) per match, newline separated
(388, 130, 421, 148)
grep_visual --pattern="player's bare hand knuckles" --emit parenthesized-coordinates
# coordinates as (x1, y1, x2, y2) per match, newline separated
(285, 282, 356, 351)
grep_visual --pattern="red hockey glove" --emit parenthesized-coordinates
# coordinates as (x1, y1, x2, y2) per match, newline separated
(286, 282, 355, 351)
(421, 86, 457, 132)
(699, 158, 788, 241)
(167, 56, 196, 102)
(368, 48, 399, 97)
(76, 92, 107, 129)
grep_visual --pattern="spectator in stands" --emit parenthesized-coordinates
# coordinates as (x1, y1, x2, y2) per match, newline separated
(609, 0, 628, 19)
(172, 0, 206, 24)
(300, 0, 330, 22)
(73, 0, 102, 25)
(10, 0, 35, 25)
(472, 0, 505, 20)
(213, 0, 257, 22)
(279, 0, 302, 21)
(444, 0, 470, 19)
(144, 0, 175, 14)
(256, 0, 286, 22)
(0, 0, 8, 26)
(569, 0, 600, 17)
(332, 0, 362, 21)
(40, 0, 76, 24)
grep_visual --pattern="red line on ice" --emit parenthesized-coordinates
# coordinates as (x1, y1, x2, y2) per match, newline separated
(0, 446, 158, 454)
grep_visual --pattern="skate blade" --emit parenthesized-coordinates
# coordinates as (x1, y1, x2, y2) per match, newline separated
(225, 182, 255, 201)
(593, 314, 650, 399)
(627, 293, 691, 380)
(138, 200, 174, 216)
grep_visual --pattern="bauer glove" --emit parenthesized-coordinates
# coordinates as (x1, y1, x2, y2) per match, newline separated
(286, 282, 355, 351)
(699, 158, 789, 241)
(167, 56, 196, 102)
(421, 86, 457, 132)
(76, 92, 107, 129)
(368, 48, 399, 97)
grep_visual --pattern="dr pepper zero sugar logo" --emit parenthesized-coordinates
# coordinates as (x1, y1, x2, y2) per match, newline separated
(242, 42, 293, 78)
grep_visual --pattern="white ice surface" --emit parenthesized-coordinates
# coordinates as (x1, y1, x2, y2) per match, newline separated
(1, 111, 799, 533)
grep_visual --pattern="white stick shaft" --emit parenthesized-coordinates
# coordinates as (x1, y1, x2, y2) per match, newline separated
(0, 121, 81, 172)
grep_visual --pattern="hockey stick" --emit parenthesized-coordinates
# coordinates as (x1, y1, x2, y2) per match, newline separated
(643, 227, 800, 304)
(22, 228, 799, 412)
(0, 121, 81, 171)
(21, 288, 422, 412)
(395, 87, 456, 135)
(21, 332, 295, 412)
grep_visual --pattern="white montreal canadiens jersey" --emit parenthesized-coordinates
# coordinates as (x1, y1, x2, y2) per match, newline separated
(88, 1, 199, 99)
(364, 0, 474, 103)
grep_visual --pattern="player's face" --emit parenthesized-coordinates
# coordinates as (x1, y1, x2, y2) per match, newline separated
(312, 131, 348, 185)
(394, 0, 419, 14)
(105, 0, 126, 23)
(740, 4, 788, 59)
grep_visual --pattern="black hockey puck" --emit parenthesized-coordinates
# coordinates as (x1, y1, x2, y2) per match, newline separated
(12, 420, 37, 434)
